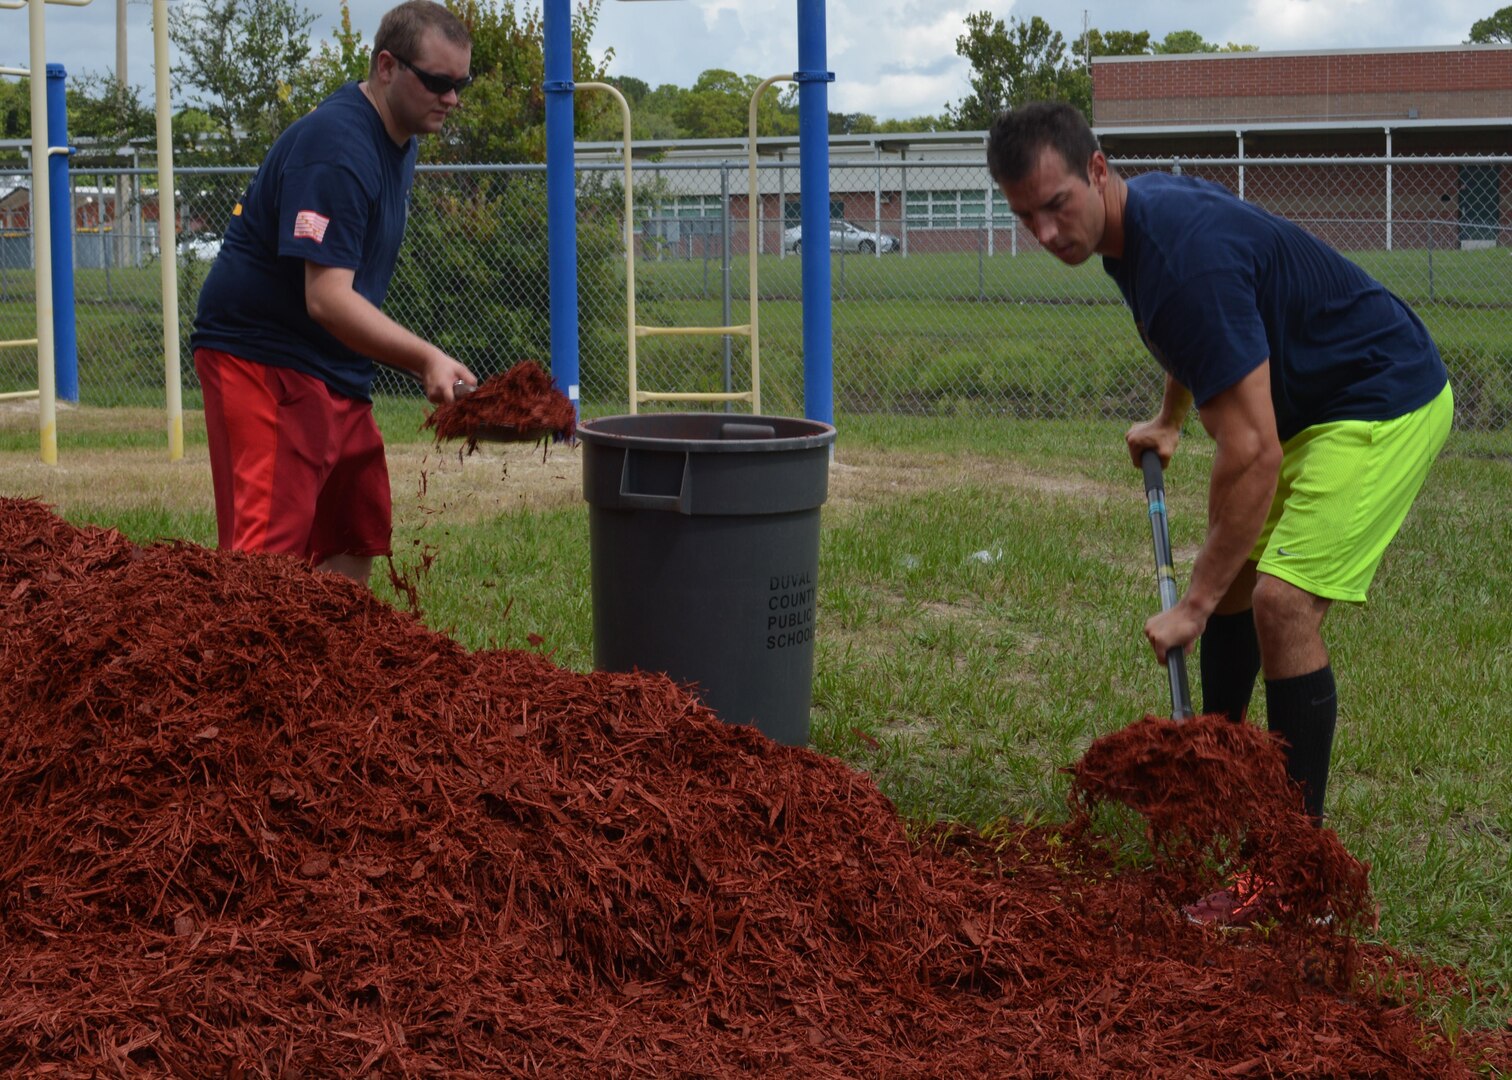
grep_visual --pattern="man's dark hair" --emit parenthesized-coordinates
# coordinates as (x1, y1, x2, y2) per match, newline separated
(372, 0, 471, 75)
(986, 102, 1101, 185)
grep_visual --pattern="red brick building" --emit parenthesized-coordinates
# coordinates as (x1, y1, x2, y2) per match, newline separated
(1090, 45, 1512, 251)
(1092, 44, 1512, 128)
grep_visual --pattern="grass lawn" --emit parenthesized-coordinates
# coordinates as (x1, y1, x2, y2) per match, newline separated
(2, 401, 1508, 1031)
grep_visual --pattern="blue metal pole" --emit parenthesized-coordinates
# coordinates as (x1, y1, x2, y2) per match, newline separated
(795, 0, 833, 426)
(543, 0, 579, 414)
(46, 63, 78, 403)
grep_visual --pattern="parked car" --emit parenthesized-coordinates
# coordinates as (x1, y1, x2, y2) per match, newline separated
(782, 220, 900, 254)
(177, 235, 222, 262)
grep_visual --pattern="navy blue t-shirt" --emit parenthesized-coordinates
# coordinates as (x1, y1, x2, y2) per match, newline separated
(191, 83, 417, 401)
(1103, 173, 1446, 442)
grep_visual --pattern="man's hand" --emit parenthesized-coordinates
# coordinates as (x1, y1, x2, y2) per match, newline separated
(418, 352, 477, 404)
(1126, 374, 1191, 468)
(1126, 417, 1181, 469)
(1145, 603, 1205, 665)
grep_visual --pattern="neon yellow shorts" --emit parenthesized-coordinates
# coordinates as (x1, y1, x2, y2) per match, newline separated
(1252, 382, 1454, 603)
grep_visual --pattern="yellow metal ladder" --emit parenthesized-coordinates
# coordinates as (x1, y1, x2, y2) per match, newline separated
(580, 75, 793, 414)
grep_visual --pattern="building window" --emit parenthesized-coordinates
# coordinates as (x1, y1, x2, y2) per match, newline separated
(905, 189, 1007, 228)
(660, 195, 725, 219)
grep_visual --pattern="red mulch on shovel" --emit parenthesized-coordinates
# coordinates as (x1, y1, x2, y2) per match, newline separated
(1, 498, 1507, 1078)
(422, 359, 576, 452)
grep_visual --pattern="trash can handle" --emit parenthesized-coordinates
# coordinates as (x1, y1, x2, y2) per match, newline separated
(719, 422, 777, 440)
(617, 450, 693, 514)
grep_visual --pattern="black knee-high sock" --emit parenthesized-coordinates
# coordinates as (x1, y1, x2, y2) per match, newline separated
(1200, 609, 1262, 723)
(1265, 666, 1338, 823)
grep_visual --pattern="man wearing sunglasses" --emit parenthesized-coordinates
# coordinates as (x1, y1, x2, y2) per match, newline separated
(191, 0, 476, 584)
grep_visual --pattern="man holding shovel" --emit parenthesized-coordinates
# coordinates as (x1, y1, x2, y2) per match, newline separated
(191, 0, 477, 583)
(987, 102, 1452, 925)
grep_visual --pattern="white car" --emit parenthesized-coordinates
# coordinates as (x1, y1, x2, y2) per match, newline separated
(177, 236, 222, 262)
(782, 220, 900, 254)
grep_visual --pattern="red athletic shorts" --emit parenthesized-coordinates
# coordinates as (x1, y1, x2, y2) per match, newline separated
(195, 348, 392, 564)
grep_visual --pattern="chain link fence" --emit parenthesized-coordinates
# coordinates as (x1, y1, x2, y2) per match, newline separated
(1, 154, 1507, 429)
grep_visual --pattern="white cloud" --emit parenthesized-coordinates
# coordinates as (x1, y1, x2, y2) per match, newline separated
(831, 70, 961, 119)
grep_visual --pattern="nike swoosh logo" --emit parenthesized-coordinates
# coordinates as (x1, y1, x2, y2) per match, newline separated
(1276, 548, 1298, 557)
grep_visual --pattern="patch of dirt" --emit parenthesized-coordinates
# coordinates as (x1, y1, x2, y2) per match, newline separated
(393, 441, 583, 524)
(0, 447, 217, 519)
(828, 448, 1117, 509)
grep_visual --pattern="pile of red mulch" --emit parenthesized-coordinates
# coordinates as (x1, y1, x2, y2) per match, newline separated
(2, 499, 1507, 1078)
(423, 360, 576, 452)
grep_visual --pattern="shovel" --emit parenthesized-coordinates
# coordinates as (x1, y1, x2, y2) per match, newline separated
(1141, 450, 1194, 720)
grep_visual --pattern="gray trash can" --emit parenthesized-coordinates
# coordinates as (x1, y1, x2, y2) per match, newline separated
(578, 413, 836, 746)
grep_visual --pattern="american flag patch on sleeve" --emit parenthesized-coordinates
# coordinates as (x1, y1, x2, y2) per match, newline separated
(292, 210, 331, 243)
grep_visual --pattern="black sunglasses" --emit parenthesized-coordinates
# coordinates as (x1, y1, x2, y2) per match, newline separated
(392, 53, 473, 96)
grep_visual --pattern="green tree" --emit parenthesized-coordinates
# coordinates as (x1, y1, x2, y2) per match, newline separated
(0, 77, 29, 142)
(1468, 5, 1512, 42)
(1073, 28, 1152, 61)
(671, 69, 796, 139)
(877, 114, 948, 133)
(607, 75, 650, 105)
(301, 0, 372, 96)
(432, 0, 610, 163)
(630, 82, 691, 139)
(167, 0, 318, 164)
(828, 111, 879, 135)
(66, 72, 157, 160)
(1152, 30, 1257, 54)
(581, 78, 687, 141)
(1153, 29, 1216, 54)
(948, 12, 1085, 129)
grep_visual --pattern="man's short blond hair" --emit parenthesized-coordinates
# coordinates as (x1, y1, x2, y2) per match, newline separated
(371, 0, 470, 75)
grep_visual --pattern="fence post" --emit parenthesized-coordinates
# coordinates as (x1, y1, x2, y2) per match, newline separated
(100, 173, 112, 298)
(900, 158, 908, 257)
(132, 147, 142, 267)
(1427, 208, 1435, 303)
(1384, 129, 1393, 252)
(985, 175, 994, 258)
(977, 217, 985, 301)
(778, 157, 785, 260)
(1236, 131, 1245, 201)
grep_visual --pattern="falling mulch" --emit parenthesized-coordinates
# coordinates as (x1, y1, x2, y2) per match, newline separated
(422, 360, 577, 452)
(1066, 714, 1376, 935)
(1, 499, 1507, 1078)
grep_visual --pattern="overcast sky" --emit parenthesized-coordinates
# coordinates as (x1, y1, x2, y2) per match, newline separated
(34, 0, 1502, 121)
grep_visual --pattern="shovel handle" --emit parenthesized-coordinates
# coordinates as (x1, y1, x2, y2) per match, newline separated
(1141, 451, 1194, 720)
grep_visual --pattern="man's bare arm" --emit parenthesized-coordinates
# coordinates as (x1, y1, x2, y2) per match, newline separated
(1142, 362, 1281, 662)
(304, 262, 474, 403)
